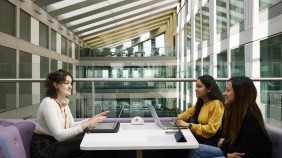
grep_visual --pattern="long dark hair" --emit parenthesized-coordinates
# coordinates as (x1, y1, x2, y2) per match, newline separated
(193, 75, 224, 123)
(222, 76, 265, 144)
(44, 69, 73, 99)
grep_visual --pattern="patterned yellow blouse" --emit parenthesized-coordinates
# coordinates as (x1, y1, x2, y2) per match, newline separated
(178, 100, 224, 138)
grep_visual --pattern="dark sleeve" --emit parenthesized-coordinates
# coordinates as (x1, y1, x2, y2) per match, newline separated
(220, 111, 270, 158)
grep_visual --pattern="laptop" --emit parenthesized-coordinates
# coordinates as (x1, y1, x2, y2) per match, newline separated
(148, 104, 179, 130)
(86, 105, 124, 133)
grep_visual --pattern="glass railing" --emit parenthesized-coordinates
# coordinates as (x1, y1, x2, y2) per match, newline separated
(0, 78, 281, 128)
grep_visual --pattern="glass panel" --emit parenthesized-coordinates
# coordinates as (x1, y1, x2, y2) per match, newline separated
(216, 0, 227, 34)
(230, 0, 244, 26)
(0, 0, 15, 36)
(61, 36, 67, 56)
(40, 56, 49, 78)
(62, 62, 68, 71)
(202, 2, 210, 43)
(0, 83, 16, 112)
(217, 51, 228, 77)
(39, 22, 49, 49)
(75, 44, 79, 59)
(51, 59, 58, 72)
(68, 40, 72, 57)
(68, 63, 73, 74)
(196, 59, 202, 78)
(187, 21, 191, 54)
(260, 0, 281, 11)
(203, 56, 210, 75)
(231, 46, 245, 76)
(20, 9, 31, 42)
(19, 83, 32, 108)
(19, 51, 32, 78)
(51, 29, 57, 52)
(195, 11, 201, 50)
(0, 46, 16, 78)
(260, 34, 282, 122)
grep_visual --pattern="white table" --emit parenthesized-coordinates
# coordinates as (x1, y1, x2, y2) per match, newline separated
(80, 123, 199, 158)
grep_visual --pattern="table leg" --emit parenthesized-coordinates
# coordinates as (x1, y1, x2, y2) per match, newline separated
(136, 150, 142, 158)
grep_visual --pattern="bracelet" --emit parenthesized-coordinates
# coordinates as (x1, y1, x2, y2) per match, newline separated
(187, 123, 192, 129)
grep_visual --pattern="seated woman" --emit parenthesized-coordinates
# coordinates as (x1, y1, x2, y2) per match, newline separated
(30, 69, 110, 158)
(176, 75, 224, 147)
(187, 76, 272, 158)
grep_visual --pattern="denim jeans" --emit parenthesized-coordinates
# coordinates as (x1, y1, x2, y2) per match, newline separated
(187, 144, 225, 158)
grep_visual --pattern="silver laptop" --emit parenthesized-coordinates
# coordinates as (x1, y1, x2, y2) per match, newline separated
(87, 105, 124, 133)
(148, 104, 178, 130)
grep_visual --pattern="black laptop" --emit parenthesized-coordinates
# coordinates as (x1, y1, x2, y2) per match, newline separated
(86, 105, 124, 133)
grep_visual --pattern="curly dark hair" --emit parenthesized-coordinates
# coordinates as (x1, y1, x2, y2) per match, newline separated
(44, 69, 73, 99)
(193, 75, 224, 123)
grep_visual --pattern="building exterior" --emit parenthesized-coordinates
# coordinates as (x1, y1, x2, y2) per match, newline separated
(0, 0, 281, 127)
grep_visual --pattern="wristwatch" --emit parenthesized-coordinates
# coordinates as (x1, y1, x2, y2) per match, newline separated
(188, 123, 192, 129)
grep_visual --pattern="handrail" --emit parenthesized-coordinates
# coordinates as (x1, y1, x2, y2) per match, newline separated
(0, 78, 281, 83)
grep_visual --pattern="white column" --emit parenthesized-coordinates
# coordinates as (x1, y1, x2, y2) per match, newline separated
(32, 55, 40, 104)
(244, 0, 259, 29)
(31, 17, 39, 46)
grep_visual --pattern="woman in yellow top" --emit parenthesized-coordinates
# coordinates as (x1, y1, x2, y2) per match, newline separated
(176, 75, 224, 147)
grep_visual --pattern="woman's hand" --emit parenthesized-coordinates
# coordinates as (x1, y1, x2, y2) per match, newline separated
(174, 118, 189, 127)
(218, 138, 225, 147)
(81, 111, 110, 130)
(227, 152, 245, 158)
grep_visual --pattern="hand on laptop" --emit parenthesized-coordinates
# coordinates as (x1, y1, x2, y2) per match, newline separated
(174, 118, 189, 128)
(81, 111, 110, 130)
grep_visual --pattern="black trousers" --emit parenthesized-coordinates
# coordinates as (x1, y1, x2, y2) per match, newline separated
(54, 132, 121, 158)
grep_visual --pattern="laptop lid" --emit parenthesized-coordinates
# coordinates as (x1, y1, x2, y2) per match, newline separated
(148, 104, 167, 129)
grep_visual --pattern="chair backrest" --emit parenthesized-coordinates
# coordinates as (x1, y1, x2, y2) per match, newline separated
(265, 124, 282, 158)
(0, 126, 25, 158)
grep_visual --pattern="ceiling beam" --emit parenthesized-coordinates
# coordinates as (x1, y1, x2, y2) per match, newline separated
(80, 9, 174, 39)
(74, 2, 177, 35)
(85, 16, 169, 44)
(59, 0, 162, 24)
(88, 22, 167, 47)
(49, 0, 105, 17)
(68, 0, 165, 30)
(82, 10, 173, 41)
(33, 0, 64, 7)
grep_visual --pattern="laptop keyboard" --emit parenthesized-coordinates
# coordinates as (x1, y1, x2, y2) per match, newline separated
(162, 122, 175, 127)
(94, 123, 117, 129)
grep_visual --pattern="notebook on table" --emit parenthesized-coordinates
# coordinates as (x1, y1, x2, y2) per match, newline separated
(86, 105, 124, 133)
(148, 104, 183, 130)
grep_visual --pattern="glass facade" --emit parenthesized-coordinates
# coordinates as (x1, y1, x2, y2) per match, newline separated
(202, 2, 210, 43)
(51, 29, 57, 52)
(260, 34, 282, 121)
(260, 0, 282, 11)
(203, 56, 210, 75)
(230, 0, 244, 27)
(40, 56, 49, 78)
(39, 22, 49, 49)
(231, 46, 245, 77)
(216, 0, 227, 34)
(61, 36, 67, 56)
(0, 0, 281, 128)
(51, 59, 58, 72)
(20, 10, 31, 42)
(19, 51, 32, 78)
(195, 11, 201, 51)
(195, 59, 202, 78)
(217, 51, 228, 77)
(0, 46, 16, 112)
(0, 0, 15, 37)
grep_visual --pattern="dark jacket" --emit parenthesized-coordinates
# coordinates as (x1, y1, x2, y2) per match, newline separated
(220, 110, 272, 158)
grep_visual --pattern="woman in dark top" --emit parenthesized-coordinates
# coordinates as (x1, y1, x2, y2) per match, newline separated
(187, 76, 272, 158)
